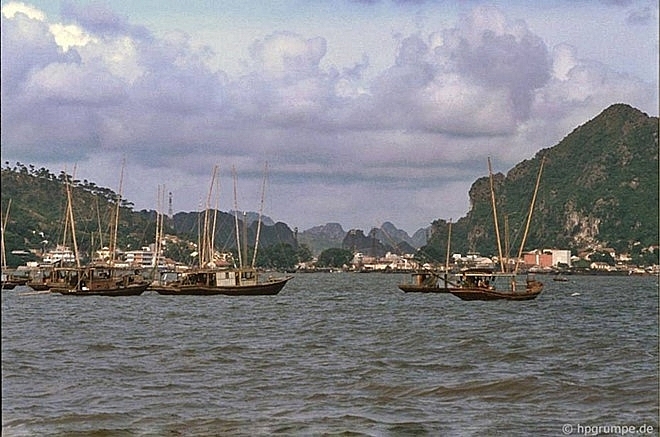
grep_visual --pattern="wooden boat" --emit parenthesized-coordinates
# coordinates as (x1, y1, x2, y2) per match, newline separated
(0, 200, 24, 290)
(2, 274, 28, 290)
(151, 164, 292, 297)
(50, 163, 149, 297)
(448, 158, 545, 301)
(25, 265, 55, 290)
(399, 219, 455, 294)
(398, 270, 451, 293)
(448, 268, 543, 301)
(151, 267, 292, 296)
(49, 265, 148, 296)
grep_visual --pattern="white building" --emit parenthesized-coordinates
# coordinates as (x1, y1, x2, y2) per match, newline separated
(42, 245, 76, 264)
(546, 249, 572, 267)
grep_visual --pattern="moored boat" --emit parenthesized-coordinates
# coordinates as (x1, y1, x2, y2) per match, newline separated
(447, 157, 545, 302)
(448, 268, 543, 301)
(151, 267, 292, 296)
(398, 270, 452, 293)
(49, 265, 149, 296)
(151, 164, 293, 296)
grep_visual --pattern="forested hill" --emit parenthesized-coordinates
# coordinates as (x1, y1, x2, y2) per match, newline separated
(0, 165, 298, 267)
(422, 103, 659, 262)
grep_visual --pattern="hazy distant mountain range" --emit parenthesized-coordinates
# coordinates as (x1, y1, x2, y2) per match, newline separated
(1, 103, 657, 265)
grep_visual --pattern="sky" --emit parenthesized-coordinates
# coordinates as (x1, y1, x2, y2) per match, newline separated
(1, 0, 658, 235)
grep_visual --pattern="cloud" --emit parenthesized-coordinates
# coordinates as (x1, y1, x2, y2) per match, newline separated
(626, 6, 654, 25)
(0, 1, 656, 232)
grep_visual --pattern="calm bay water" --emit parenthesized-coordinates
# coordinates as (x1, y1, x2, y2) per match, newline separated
(2, 273, 658, 436)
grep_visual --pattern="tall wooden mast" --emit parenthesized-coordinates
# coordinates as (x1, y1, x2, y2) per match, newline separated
(488, 158, 505, 273)
(514, 157, 545, 275)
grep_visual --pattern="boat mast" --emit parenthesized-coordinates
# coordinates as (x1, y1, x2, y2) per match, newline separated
(211, 174, 220, 266)
(153, 185, 164, 269)
(65, 168, 81, 268)
(251, 162, 268, 268)
(110, 160, 125, 267)
(95, 197, 104, 259)
(232, 166, 243, 269)
(514, 157, 545, 275)
(444, 219, 452, 290)
(488, 158, 505, 273)
(242, 212, 248, 269)
(202, 165, 218, 267)
(504, 215, 510, 272)
(1, 199, 11, 272)
(445, 219, 452, 271)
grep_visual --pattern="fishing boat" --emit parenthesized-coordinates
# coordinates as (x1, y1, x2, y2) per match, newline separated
(398, 269, 451, 293)
(552, 274, 569, 282)
(50, 163, 148, 296)
(1, 199, 14, 290)
(448, 158, 545, 301)
(151, 164, 293, 296)
(448, 268, 543, 301)
(399, 218, 454, 293)
(49, 265, 149, 296)
(151, 267, 292, 296)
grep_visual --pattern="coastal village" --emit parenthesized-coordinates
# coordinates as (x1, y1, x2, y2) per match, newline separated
(8, 236, 659, 281)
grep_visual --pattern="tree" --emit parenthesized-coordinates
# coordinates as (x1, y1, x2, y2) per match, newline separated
(317, 248, 353, 268)
(296, 244, 313, 264)
(257, 243, 298, 269)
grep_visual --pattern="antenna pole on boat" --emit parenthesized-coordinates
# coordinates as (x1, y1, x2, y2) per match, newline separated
(232, 166, 243, 269)
(488, 158, 505, 273)
(514, 157, 545, 275)
(252, 162, 268, 268)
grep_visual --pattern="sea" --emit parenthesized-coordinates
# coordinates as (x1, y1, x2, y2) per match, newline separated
(2, 273, 658, 436)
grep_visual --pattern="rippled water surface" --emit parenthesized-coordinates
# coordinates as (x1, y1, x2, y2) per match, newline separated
(2, 273, 658, 436)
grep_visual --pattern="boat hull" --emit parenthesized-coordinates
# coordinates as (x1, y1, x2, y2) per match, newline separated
(151, 276, 293, 296)
(51, 283, 149, 296)
(449, 281, 543, 301)
(398, 284, 451, 293)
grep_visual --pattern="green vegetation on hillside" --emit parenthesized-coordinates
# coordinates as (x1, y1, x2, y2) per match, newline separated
(422, 104, 659, 261)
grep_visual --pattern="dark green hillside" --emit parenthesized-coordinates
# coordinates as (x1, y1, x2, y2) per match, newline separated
(1, 163, 301, 268)
(422, 104, 659, 261)
(1, 163, 160, 266)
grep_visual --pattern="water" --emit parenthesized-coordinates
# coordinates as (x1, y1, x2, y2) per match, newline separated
(2, 274, 658, 436)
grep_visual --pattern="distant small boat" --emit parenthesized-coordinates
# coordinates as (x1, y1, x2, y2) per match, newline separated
(553, 276, 569, 282)
(571, 292, 581, 296)
(398, 270, 452, 293)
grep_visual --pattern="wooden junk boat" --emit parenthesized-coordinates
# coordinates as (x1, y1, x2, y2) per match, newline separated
(49, 265, 149, 296)
(398, 269, 451, 293)
(50, 163, 148, 296)
(448, 157, 545, 301)
(149, 164, 293, 297)
(448, 268, 543, 301)
(150, 267, 292, 296)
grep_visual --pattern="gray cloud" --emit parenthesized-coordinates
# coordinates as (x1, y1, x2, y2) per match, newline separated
(1, 1, 656, 233)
